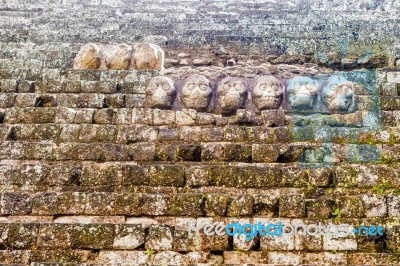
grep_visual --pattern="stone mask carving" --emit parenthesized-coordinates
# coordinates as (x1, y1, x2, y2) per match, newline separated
(252, 76, 283, 110)
(322, 76, 355, 113)
(181, 74, 212, 111)
(287, 77, 318, 110)
(216, 77, 247, 114)
(145, 76, 176, 109)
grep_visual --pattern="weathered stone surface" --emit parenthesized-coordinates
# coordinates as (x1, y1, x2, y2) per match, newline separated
(133, 43, 164, 70)
(105, 43, 132, 70)
(1, 192, 32, 215)
(145, 225, 173, 250)
(114, 224, 145, 249)
(98, 251, 148, 264)
(279, 195, 305, 218)
(74, 43, 101, 69)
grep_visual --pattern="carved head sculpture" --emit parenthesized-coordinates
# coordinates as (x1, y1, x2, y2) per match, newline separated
(216, 77, 247, 114)
(252, 76, 283, 110)
(105, 44, 132, 70)
(74, 43, 101, 69)
(287, 77, 318, 110)
(133, 43, 164, 70)
(181, 74, 212, 111)
(322, 76, 355, 113)
(145, 76, 176, 109)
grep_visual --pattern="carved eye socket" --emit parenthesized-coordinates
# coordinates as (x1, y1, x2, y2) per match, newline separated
(162, 83, 170, 91)
(330, 85, 338, 91)
(223, 84, 230, 91)
(200, 84, 208, 91)
(259, 84, 267, 91)
(187, 83, 195, 90)
(306, 84, 317, 93)
(235, 83, 244, 91)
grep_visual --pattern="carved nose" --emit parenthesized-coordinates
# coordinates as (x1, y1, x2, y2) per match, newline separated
(297, 85, 310, 95)
(263, 87, 275, 97)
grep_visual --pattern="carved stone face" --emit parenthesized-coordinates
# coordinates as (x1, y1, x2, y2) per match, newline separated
(252, 76, 283, 110)
(145, 76, 176, 109)
(287, 77, 318, 110)
(322, 76, 355, 113)
(216, 77, 246, 114)
(181, 74, 212, 111)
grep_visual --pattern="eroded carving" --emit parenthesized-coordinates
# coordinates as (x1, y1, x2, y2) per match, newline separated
(216, 77, 247, 115)
(145, 76, 176, 109)
(252, 76, 283, 110)
(133, 43, 164, 70)
(105, 44, 132, 70)
(74, 43, 101, 69)
(181, 74, 212, 111)
(287, 77, 318, 110)
(322, 76, 355, 113)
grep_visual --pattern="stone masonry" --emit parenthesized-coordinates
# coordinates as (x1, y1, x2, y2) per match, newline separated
(0, 0, 400, 265)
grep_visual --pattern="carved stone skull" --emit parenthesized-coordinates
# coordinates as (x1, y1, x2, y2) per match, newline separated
(252, 76, 283, 110)
(322, 76, 355, 113)
(287, 77, 318, 110)
(216, 77, 246, 114)
(145, 76, 176, 109)
(181, 74, 212, 111)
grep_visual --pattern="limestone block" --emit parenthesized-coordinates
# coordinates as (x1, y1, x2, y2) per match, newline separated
(114, 224, 145, 249)
(145, 225, 173, 250)
(105, 43, 132, 70)
(133, 43, 164, 70)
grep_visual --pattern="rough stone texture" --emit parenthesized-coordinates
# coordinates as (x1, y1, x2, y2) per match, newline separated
(0, 1, 399, 265)
(74, 43, 101, 70)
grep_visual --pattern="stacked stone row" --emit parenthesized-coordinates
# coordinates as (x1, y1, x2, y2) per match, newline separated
(145, 74, 359, 115)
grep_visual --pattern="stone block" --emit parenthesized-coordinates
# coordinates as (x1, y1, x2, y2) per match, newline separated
(145, 225, 173, 250)
(279, 195, 305, 218)
(1, 192, 32, 215)
(204, 194, 228, 216)
(306, 198, 336, 219)
(99, 251, 148, 264)
(388, 195, 400, 217)
(142, 194, 172, 216)
(37, 224, 75, 249)
(252, 144, 280, 162)
(171, 193, 203, 217)
(114, 193, 143, 216)
(338, 196, 365, 218)
(361, 194, 387, 217)
(85, 192, 115, 215)
(253, 193, 279, 217)
(114, 224, 145, 249)
(227, 195, 253, 217)
(148, 165, 185, 187)
(74, 224, 114, 249)
(32, 192, 86, 215)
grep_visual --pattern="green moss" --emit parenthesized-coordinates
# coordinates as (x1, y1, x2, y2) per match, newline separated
(145, 248, 155, 257)
(389, 129, 396, 146)
(371, 182, 399, 195)
(331, 207, 341, 219)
